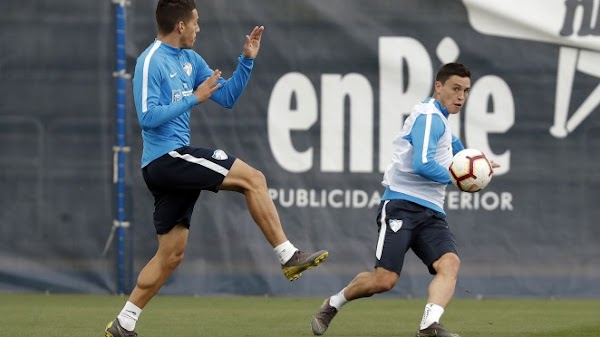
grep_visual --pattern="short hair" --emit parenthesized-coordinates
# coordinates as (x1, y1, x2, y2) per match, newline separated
(155, 0, 196, 34)
(435, 63, 471, 84)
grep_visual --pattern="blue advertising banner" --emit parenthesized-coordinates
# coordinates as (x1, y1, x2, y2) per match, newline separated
(0, 0, 598, 297)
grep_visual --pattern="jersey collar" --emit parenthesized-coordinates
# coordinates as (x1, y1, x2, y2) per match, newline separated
(155, 39, 182, 56)
(425, 97, 449, 118)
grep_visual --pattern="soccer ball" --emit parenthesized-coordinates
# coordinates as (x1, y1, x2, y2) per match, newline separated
(449, 148, 493, 192)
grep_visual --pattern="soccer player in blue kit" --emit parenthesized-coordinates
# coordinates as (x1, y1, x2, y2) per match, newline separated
(104, 1, 328, 336)
(310, 63, 498, 337)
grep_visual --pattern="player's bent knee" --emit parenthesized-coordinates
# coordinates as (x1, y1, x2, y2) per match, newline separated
(153, 249, 185, 273)
(164, 251, 185, 271)
(225, 160, 269, 193)
(437, 253, 460, 275)
(244, 167, 268, 191)
(373, 274, 397, 293)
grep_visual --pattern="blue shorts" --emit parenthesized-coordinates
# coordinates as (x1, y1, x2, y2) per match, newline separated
(142, 146, 236, 235)
(374, 199, 457, 275)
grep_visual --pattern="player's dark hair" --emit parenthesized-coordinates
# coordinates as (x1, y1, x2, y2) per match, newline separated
(435, 63, 471, 83)
(156, 0, 196, 34)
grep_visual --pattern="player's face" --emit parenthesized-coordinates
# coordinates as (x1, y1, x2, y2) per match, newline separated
(434, 75, 471, 114)
(180, 9, 200, 49)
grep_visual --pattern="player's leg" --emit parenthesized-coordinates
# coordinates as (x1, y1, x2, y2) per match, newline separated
(148, 147, 327, 280)
(413, 214, 461, 337)
(311, 268, 399, 336)
(129, 224, 190, 306)
(219, 158, 328, 280)
(218, 158, 287, 247)
(311, 200, 409, 335)
(336, 268, 400, 303)
(127, 157, 200, 308)
(106, 152, 200, 337)
(105, 225, 190, 337)
(428, 252, 460, 308)
(156, 148, 285, 248)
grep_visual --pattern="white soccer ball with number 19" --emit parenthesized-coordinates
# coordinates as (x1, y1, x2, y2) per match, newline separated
(449, 148, 493, 193)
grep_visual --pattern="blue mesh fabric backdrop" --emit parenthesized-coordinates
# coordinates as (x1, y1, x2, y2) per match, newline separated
(0, 0, 598, 297)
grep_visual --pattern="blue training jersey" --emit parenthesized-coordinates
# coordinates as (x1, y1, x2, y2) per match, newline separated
(382, 98, 464, 214)
(132, 40, 254, 167)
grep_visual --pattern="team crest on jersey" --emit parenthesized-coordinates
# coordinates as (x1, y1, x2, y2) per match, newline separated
(212, 149, 228, 160)
(183, 62, 192, 76)
(171, 89, 182, 102)
(388, 219, 403, 232)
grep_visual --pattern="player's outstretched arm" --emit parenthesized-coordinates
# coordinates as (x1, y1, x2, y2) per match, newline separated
(243, 26, 265, 59)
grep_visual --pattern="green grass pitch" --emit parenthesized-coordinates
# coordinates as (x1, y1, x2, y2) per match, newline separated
(0, 293, 598, 336)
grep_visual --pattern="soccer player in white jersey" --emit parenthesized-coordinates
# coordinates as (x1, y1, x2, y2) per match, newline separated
(310, 63, 498, 337)
(104, 1, 328, 336)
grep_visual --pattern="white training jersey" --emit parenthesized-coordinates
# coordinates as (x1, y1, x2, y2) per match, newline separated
(382, 98, 453, 212)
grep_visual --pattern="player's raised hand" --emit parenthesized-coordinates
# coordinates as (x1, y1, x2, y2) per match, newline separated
(194, 69, 222, 103)
(243, 26, 264, 59)
(490, 160, 500, 172)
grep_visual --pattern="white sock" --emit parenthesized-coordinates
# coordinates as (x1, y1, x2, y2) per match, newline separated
(328, 287, 348, 309)
(274, 240, 298, 264)
(419, 303, 444, 330)
(117, 301, 142, 331)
